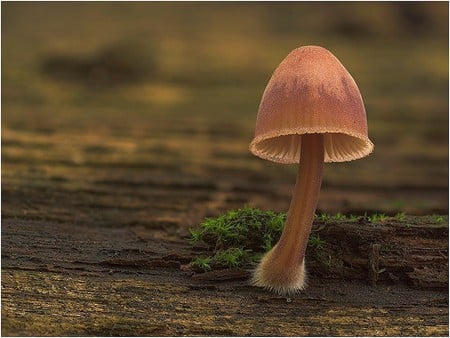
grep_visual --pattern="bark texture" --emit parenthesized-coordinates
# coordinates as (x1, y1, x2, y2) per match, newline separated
(2, 216, 448, 336)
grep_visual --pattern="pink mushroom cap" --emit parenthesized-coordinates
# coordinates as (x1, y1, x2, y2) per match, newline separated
(249, 45, 374, 164)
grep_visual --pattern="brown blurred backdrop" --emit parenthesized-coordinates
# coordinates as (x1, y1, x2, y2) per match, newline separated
(2, 2, 448, 232)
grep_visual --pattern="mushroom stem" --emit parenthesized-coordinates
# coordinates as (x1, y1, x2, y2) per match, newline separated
(280, 133, 324, 264)
(252, 133, 324, 295)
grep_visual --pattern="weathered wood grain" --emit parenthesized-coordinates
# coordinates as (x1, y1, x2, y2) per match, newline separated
(2, 218, 448, 336)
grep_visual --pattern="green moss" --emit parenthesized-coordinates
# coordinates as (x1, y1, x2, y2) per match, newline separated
(190, 207, 340, 272)
(190, 206, 285, 252)
(307, 234, 333, 270)
(308, 234, 326, 250)
(321, 255, 333, 270)
(317, 212, 359, 222)
(191, 257, 213, 272)
(189, 208, 419, 272)
(214, 248, 247, 268)
(395, 212, 406, 221)
(367, 213, 388, 222)
(316, 212, 331, 222)
(190, 207, 285, 272)
(348, 215, 360, 222)
(333, 212, 347, 221)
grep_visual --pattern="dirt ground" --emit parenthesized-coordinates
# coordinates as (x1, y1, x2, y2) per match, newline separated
(2, 2, 449, 336)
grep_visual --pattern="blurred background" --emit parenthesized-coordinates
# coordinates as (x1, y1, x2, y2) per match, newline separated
(2, 2, 448, 237)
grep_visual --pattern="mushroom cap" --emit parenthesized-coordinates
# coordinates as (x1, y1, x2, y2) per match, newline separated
(249, 45, 374, 163)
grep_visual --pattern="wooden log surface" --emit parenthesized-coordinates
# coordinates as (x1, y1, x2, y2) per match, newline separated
(2, 216, 448, 336)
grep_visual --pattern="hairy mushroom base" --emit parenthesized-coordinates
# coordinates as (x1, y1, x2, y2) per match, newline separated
(252, 133, 324, 296)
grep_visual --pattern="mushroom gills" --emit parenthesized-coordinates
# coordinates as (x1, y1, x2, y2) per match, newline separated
(254, 131, 370, 163)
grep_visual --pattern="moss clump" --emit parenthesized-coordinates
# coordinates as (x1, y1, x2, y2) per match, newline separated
(190, 207, 285, 272)
(190, 208, 420, 272)
(191, 256, 213, 272)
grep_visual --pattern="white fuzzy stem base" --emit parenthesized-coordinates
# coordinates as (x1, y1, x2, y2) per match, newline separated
(252, 250, 306, 296)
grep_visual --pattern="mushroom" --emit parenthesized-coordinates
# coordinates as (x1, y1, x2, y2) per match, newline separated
(249, 45, 374, 295)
